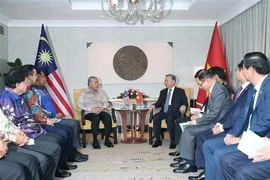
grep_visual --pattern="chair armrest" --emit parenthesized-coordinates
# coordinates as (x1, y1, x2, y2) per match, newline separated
(111, 108, 117, 123)
(149, 110, 153, 123)
(81, 109, 86, 125)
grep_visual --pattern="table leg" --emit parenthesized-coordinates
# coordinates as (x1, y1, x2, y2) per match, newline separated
(130, 111, 134, 140)
(140, 110, 147, 140)
(120, 111, 128, 142)
(134, 112, 137, 139)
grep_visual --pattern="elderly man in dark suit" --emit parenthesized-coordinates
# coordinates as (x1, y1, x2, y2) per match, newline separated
(171, 70, 232, 173)
(203, 52, 270, 180)
(188, 60, 252, 180)
(149, 74, 188, 149)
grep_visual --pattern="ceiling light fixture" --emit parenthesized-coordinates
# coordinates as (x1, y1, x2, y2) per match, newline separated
(101, 0, 170, 25)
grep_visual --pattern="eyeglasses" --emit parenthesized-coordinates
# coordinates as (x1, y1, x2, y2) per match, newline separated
(197, 79, 206, 87)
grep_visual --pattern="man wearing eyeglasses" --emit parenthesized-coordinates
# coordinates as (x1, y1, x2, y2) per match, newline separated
(170, 70, 232, 173)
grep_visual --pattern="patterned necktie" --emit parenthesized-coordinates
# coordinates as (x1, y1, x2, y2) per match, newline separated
(234, 86, 243, 102)
(164, 89, 172, 113)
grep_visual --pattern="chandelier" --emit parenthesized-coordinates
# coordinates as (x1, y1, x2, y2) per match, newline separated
(101, 0, 168, 25)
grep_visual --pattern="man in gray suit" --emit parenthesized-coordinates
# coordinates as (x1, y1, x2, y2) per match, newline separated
(171, 70, 232, 173)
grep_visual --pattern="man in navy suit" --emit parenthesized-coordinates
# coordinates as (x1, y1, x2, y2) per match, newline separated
(203, 52, 270, 180)
(149, 74, 188, 149)
(221, 135, 270, 180)
(188, 60, 252, 180)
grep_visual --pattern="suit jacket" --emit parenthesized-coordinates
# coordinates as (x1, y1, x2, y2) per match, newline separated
(229, 75, 270, 137)
(201, 82, 234, 112)
(220, 83, 253, 130)
(196, 81, 232, 125)
(154, 87, 188, 116)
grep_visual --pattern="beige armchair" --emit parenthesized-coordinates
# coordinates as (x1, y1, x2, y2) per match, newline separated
(73, 89, 118, 148)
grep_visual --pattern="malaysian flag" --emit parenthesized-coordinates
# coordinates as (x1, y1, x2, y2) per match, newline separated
(122, 90, 130, 105)
(35, 24, 74, 118)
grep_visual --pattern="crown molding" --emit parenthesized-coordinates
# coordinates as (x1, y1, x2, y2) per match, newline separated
(0, 14, 10, 26)
(69, 0, 194, 10)
(218, 0, 262, 25)
(6, 19, 217, 27)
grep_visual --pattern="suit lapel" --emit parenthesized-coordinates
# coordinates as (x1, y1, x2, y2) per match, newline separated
(208, 82, 218, 108)
(233, 83, 252, 106)
(254, 76, 270, 111)
(171, 87, 177, 104)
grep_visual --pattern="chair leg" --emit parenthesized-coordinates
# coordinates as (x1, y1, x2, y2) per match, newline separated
(82, 130, 87, 148)
(101, 132, 104, 140)
(161, 129, 165, 139)
(113, 128, 118, 144)
(149, 127, 153, 145)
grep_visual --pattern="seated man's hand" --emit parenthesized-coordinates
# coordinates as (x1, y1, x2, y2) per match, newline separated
(191, 113, 200, 121)
(15, 129, 27, 138)
(179, 105, 186, 114)
(212, 125, 221, 135)
(15, 131, 28, 146)
(149, 105, 155, 112)
(46, 119, 55, 126)
(230, 137, 241, 144)
(0, 140, 7, 158)
(224, 134, 234, 145)
(250, 137, 270, 162)
(91, 107, 104, 114)
(97, 107, 105, 114)
(56, 112, 64, 119)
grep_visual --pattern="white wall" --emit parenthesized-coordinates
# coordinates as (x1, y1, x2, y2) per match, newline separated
(7, 26, 213, 107)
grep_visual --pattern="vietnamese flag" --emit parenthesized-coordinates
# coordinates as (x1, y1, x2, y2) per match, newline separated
(196, 22, 229, 108)
(136, 91, 144, 104)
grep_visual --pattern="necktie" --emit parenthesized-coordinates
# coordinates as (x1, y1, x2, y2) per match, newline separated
(247, 88, 257, 117)
(164, 89, 172, 113)
(202, 96, 209, 112)
(234, 86, 243, 102)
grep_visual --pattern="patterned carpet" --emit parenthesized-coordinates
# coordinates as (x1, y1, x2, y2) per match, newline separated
(56, 135, 201, 180)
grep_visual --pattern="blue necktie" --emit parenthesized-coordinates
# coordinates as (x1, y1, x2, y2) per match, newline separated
(164, 89, 172, 113)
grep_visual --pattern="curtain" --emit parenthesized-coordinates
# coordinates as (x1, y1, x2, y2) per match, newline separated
(220, 0, 270, 88)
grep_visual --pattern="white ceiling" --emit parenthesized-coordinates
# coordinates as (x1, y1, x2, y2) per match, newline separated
(0, 0, 261, 27)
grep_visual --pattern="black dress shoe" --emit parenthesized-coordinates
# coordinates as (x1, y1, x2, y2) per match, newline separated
(68, 153, 88, 162)
(55, 169, 72, 178)
(189, 176, 205, 180)
(173, 157, 183, 162)
(169, 151, 180, 156)
(170, 161, 186, 168)
(61, 163, 77, 170)
(188, 170, 205, 180)
(169, 139, 176, 149)
(152, 139, 162, 148)
(77, 151, 89, 158)
(104, 140, 114, 147)
(173, 164, 198, 173)
(92, 142, 101, 149)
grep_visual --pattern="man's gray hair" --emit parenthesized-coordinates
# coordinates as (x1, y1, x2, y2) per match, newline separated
(87, 76, 98, 85)
(166, 74, 176, 82)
